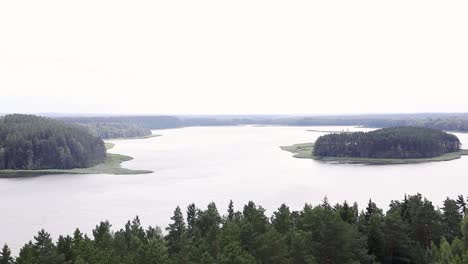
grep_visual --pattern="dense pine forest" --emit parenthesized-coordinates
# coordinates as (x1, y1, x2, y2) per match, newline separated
(314, 127, 461, 159)
(0, 194, 466, 264)
(0, 115, 106, 170)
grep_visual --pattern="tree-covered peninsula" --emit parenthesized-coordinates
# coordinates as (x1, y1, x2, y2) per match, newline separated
(0, 114, 106, 170)
(314, 127, 461, 159)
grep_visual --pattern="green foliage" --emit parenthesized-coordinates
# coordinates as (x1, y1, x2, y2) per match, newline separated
(62, 119, 152, 139)
(0, 245, 13, 264)
(0, 114, 106, 170)
(314, 127, 461, 159)
(59, 116, 183, 132)
(7, 195, 468, 264)
(443, 198, 463, 243)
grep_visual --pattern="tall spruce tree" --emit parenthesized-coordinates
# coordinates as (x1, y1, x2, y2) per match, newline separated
(166, 206, 187, 256)
(0, 245, 13, 264)
(442, 198, 463, 242)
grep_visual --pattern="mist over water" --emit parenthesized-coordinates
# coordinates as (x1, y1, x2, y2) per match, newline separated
(1, 125, 468, 253)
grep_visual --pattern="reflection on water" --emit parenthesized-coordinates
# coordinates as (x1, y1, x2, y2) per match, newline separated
(1, 126, 468, 252)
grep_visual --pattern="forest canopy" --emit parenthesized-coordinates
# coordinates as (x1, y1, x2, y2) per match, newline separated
(2, 194, 468, 264)
(314, 127, 461, 159)
(0, 114, 106, 170)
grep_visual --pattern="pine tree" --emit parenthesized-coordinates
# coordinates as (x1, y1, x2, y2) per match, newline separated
(32, 229, 66, 264)
(456, 195, 467, 216)
(227, 200, 235, 221)
(0, 244, 13, 264)
(16, 242, 34, 264)
(92, 221, 113, 250)
(187, 203, 197, 235)
(165, 206, 187, 255)
(383, 209, 413, 263)
(337, 201, 358, 224)
(462, 217, 468, 250)
(442, 198, 463, 242)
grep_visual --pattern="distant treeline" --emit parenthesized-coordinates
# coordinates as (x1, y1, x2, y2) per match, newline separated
(314, 127, 461, 159)
(59, 118, 152, 139)
(59, 116, 182, 139)
(56, 114, 468, 136)
(0, 115, 106, 170)
(280, 115, 468, 132)
(2, 194, 468, 264)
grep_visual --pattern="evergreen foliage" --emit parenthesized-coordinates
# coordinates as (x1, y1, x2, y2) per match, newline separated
(5, 194, 468, 264)
(0, 114, 106, 170)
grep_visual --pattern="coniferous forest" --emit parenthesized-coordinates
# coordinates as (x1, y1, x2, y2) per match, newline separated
(0, 114, 106, 170)
(314, 127, 461, 159)
(58, 117, 158, 139)
(0, 194, 467, 264)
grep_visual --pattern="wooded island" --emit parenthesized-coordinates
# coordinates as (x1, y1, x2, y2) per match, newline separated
(282, 127, 467, 164)
(314, 127, 461, 159)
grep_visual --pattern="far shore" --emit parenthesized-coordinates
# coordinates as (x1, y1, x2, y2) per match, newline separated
(280, 142, 468, 165)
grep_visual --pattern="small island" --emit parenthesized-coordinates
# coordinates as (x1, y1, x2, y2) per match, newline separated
(281, 127, 468, 164)
(0, 114, 152, 178)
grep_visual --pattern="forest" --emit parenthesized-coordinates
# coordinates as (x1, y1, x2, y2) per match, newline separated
(314, 127, 461, 159)
(0, 114, 106, 170)
(59, 116, 183, 139)
(60, 119, 152, 139)
(0, 194, 467, 264)
(55, 114, 468, 135)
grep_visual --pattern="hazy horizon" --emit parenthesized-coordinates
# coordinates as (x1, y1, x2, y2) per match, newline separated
(1, 0, 467, 115)
(3, 112, 468, 118)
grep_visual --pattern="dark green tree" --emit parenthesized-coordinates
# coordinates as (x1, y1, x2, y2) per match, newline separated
(187, 203, 197, 235)
(31, 229, 66, 264)
(456, 195, 467, 216)
(272, 204, 293, 235)
(218, 242, 256, 264)
(227, 200, 235, 221)
(0, 245, 13, 264)
(442, 198, 463, 242)
(165, 206, 187, 256)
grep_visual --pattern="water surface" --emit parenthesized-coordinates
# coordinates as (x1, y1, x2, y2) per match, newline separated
(1, 126, 468, 252)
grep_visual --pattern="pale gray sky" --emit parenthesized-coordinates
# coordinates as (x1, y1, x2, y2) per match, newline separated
(0, 0, 467, 115)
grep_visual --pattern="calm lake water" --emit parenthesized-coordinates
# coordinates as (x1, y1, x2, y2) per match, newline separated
(1, 125, 468, 252)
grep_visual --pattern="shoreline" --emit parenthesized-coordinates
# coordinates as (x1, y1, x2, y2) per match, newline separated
(104, 134, 161, 141)
(280, 142, 468, 165)
(0, 138, 155, 178)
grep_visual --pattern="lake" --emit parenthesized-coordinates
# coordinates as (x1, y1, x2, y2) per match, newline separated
(1, 125, 468, 252)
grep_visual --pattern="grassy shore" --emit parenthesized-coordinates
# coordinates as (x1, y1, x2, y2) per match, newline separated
(280, 142, 468, 165)
(107, 134, 161, 140)
(0, 139, 153, 178)
(105, 142, 115, 150)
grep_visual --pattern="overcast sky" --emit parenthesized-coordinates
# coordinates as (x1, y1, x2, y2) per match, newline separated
(0, 1, 467, 115)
